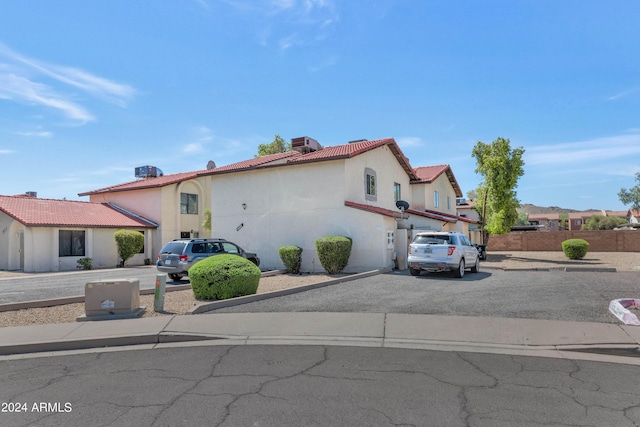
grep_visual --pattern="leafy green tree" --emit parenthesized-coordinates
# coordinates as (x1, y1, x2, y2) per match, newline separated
(582, 215, 627, 230)
(559, 213, 569, 230)
(256, 134, 291, 157)
(515, 212, 530, 226)
(114, 230, 144, 266)
(618, 172, 640, 211)
(202, 208, 212, 233)
(472, 137, 525, 242)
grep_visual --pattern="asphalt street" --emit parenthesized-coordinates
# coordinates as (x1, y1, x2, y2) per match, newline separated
(1, 344, 640, 427)
(0, 266, 174, 304)
(213, 269, 640, 323)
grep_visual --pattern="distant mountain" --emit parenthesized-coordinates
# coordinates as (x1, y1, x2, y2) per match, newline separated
(517, 204, 592, 215)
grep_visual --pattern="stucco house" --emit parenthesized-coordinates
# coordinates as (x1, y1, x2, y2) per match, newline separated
(203, 138, 477, 271)
(0, 195, 157, 272)
(79, 137, 477, 272)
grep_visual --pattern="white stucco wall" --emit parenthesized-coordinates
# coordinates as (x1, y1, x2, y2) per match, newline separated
(88, 177, 210, 257)
(344, 145, 412, 206)
(210, 155, 404, 272)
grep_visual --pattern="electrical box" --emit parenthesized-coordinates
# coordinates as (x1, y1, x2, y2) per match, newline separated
(85, 279, 140, 316)
(387, 230, 395, 249)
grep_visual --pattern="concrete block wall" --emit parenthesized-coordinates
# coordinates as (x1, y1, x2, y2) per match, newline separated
(489, 230, 640, 252)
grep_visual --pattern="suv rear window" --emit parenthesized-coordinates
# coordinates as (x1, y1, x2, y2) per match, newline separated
(413, 235, 452, 244)
(160, 242, 188, 254)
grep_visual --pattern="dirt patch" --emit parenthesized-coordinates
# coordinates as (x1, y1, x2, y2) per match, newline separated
(0, 273, 336, 328)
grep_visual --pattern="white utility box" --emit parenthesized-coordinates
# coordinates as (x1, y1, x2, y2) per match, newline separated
(84, 279, 140, 317)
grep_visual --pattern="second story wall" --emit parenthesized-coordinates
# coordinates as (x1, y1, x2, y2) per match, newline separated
(344, 144, 412, 209)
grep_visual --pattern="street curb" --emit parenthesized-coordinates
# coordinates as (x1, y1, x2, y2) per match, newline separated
(188, 269, 388, 314)
(482, 265, 618, 273)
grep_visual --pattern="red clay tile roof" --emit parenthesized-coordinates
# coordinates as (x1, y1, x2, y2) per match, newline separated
(0, 195, 157, 228)
(201, 151, 301, 175)
(412, 164, 463, 197)
(344, 201, 408, 218)
(288, 138, 418, 180)
(79, 171, 202, 196)
(79, 138, 419, 196)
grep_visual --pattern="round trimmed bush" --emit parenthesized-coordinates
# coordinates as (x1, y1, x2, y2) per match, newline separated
(561, 239, 590, 260)
(189, 254, 261, 300)
(315, 236, 352, 274)
(278, 245, 303, 274)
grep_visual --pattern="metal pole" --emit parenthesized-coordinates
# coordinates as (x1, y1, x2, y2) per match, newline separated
(154, 274, 166, 312)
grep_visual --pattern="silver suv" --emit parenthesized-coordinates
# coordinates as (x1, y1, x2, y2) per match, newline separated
(407, 231, 479, 278)
(156, 238, 260, 281)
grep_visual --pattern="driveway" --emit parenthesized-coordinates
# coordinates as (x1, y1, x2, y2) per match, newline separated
(213, 269, 640, 323)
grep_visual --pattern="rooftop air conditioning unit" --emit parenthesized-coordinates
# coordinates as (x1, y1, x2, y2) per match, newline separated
(135, 166, 163, 179)
(291, 136, 322, 153)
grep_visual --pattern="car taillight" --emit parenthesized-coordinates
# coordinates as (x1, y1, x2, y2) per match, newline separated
(408, 245, 413, 255)
(179, 255, 188, 262)
(447, 246, 456, 256)
(157, 254, 161, 260)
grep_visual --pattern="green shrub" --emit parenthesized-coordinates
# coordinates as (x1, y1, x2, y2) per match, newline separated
(114, 230, 144, 266)
(76, 257, 93, 270)
(315, 236, 352, 274)
(278, 246, 303, 273)
(561, 239, 590, 260)
(189, 254, 261, 300)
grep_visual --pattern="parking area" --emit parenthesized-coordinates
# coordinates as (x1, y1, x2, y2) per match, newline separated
(214, 269, 640, 324)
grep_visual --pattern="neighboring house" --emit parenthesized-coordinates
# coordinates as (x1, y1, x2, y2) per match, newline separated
(204, 138, 477, 271)
(630, 209, 640, 224)
(0, 195, 157, 272)
(79, 153, 299, 259)
(80, 137, 477, 272)
(527, 210, 627, 231)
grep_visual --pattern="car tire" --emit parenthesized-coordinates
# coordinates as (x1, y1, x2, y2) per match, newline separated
(453, 259, 465, 278)
(168, 273, 181, 281)
(409, 267, 421, 276)
(471, 257, 479, 273)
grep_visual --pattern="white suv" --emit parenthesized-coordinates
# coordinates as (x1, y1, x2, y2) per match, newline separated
(408, 231, 479, 278)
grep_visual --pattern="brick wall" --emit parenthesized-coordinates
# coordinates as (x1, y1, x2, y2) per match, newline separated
(489, 230, 640, 252)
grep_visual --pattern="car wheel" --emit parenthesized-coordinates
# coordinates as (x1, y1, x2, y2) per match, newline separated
(168, 273, 181, 281)
(453, 259, 465, 278)
(409, 267, 421, 276)
(471, 257, 479, 273)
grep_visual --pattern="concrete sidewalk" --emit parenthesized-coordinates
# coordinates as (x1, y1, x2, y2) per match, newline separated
(1, 312, 639, 364)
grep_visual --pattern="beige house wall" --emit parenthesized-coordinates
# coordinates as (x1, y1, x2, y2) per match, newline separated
(210, 147, 410, 272)
(411, 173, 457, 214)
(344, 144, 412, 206)
(88, 176, 210, 257)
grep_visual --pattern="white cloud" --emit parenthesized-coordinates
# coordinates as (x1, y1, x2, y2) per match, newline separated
(0, 42, 136, 123)
(183, 143, 205, 154)
(395, 136, 424, 148)
(526, 133, 640, 168)
(0, 73, 94, 122)
(0, 149, 14, 154)
(222, 0, 338, 50)
(607, 87, 639, 101)
(15, 130, 53, 138)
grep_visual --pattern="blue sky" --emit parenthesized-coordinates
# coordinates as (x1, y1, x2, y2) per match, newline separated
(1, 1, 639, 211)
